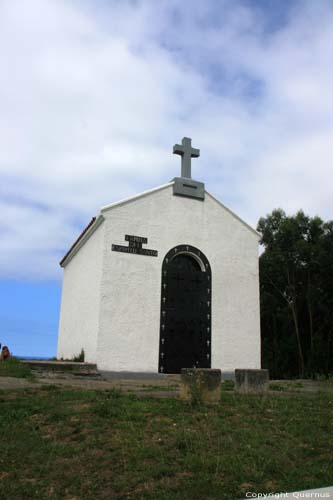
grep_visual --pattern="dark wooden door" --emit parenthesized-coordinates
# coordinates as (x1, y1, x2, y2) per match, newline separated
(159, 245, 211, 374)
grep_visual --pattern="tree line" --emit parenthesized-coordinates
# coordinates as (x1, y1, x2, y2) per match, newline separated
(258, 209, 333, 379)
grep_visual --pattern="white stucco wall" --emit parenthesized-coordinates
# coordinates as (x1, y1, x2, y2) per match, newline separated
(57, 222, 104, 362)
(96, 185, 261, 373)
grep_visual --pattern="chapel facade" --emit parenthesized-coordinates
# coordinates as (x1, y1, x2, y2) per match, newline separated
(57, 138, 261, 375)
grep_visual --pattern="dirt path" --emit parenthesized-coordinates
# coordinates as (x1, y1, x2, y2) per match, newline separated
(1, 375, 332, 398)
(0, 375, 180, 398)
(0, 377, 44, 390)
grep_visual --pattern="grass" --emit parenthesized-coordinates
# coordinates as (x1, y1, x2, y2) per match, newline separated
(0, 387, 332, 500)
(221, 379, 235, 391)
(0, 357, 34, 379)
(138, 384, 179, 392)
(269, 381, 304, 392)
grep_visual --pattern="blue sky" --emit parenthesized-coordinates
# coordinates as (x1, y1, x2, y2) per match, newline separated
(1, 0, 333, 357)
(0, 280, 59, 357)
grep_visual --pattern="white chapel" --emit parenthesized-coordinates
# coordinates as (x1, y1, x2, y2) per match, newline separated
(57, 138, 261, 375)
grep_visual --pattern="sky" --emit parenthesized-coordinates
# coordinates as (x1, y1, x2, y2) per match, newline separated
(1, 0, 333, 357)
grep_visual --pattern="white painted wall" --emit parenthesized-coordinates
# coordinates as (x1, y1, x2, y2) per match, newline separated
(57, 222, 104, 362)
(96, 185, 261, 372)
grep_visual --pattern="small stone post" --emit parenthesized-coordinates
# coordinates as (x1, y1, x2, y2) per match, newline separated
(235, 369, 269, 394)
(180, 368, 221, 403)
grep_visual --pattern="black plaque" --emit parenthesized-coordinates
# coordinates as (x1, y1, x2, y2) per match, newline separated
(112, 235, 157, 257)
(125, 235, 148, 244)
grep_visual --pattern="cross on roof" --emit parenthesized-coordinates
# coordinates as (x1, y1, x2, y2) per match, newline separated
(173, 137, 200, 179)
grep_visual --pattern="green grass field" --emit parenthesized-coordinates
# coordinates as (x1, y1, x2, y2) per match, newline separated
(0, 386, 332, 500)
(0, 357, 33, 379)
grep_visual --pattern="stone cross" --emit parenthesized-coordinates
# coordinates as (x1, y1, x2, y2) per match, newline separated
(173, 137, 200, 179)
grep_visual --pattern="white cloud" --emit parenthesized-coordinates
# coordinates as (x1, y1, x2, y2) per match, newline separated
(1, 0, 333, 279)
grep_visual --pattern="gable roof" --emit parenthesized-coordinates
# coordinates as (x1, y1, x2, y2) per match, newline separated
(100, 181, 259, 237)
(60, 181, 260, 267)
(205, 192, 260, 238)
(100, 181, 174, 213)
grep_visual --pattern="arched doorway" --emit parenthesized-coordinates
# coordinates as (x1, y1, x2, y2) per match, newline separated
(159, 245, 211, 373)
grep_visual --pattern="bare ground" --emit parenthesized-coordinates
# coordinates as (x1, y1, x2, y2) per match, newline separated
(0, 374, 332, 398)
(0, 374, 181, 398)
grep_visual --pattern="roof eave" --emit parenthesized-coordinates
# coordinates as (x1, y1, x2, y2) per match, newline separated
(60, 214, 105, 268)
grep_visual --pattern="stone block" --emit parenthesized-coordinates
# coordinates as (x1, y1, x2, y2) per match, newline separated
(172, 177, 205, 200)
(235, 369, 269, 394)
(180, 368, 221, 403)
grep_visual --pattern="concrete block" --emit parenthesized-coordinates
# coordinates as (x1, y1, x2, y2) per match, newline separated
(180, 368, 221, 403)
(172, 177, 205, 200)
(235, 369, 269, 394)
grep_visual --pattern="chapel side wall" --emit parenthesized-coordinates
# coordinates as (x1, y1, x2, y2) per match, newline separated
(96, 186, 261, 373)
(212, 223, 261, 372)
(57, 222, 104, 363)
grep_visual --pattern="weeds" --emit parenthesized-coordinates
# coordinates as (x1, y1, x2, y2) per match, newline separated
(0, 357, 34, 379)
(71, 348, 85, 362)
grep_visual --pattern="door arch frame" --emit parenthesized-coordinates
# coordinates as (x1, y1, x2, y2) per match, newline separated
(158, 244, 212, 373)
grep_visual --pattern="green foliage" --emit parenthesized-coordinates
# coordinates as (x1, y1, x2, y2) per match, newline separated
(258, 209, 333, 379)
(71, 348, 85, 362)
(0, 357, 34, 379)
